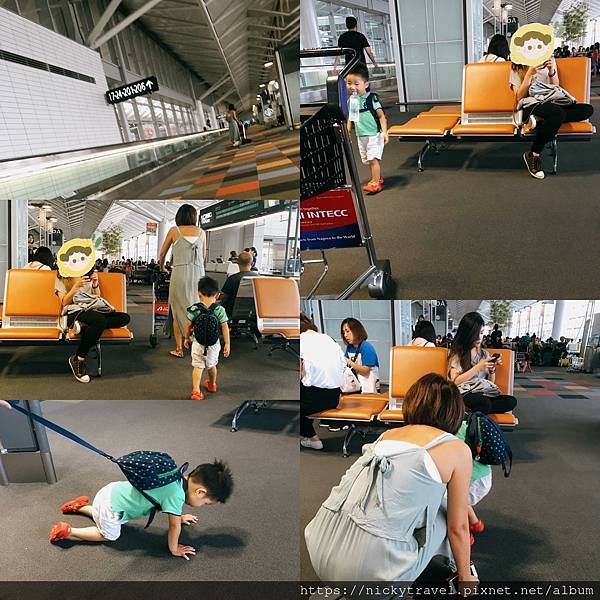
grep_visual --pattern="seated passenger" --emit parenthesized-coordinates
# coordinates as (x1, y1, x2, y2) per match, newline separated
(480, 34, 510, 63)
(24, 246, 55, 270)
(219, 251, 257, 318)
(510, 49, 593, 179)
(449, 312, 517, 415)
(55, 269, 131, 384)
(341, 317, 380, 393)
(300, 314, 345, 451)
(410, 320, 437, 347)
(305, 374, 478, 591)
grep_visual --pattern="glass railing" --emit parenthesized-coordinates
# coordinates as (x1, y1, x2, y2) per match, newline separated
(300, 61, 398, 106)
(0, 129, 226, 201)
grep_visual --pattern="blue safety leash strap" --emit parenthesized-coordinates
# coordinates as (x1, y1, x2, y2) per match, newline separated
(7, 401, 114, 461)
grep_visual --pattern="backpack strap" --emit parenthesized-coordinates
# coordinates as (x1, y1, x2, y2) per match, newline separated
(359, 93, 383, 132)
(139, 463, 189, 529)
(7, 401, 114, 460)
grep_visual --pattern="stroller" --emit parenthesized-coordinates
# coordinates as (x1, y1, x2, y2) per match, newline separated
(150, 271, 170, 348)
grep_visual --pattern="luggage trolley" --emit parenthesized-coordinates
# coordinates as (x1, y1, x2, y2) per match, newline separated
(300, 47, 394, 299)
(149, 271, 170, 348)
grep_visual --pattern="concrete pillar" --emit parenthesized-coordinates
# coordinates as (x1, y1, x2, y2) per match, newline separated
(300, 0, 321, 51)
(252, 221, 265, 272)
(209, 105, 217, 130)
(157, 218, 168, 256)
(196, 101, 206, 130)
(552, 301, 568, 339)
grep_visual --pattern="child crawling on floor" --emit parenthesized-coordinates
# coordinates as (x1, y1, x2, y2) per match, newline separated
(49, 460, 233, 560)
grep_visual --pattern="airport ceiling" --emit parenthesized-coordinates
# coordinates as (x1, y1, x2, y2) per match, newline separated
(114, 0, 299, 108)
(28, 198, 215, 241)
(446, 300, 539, 324)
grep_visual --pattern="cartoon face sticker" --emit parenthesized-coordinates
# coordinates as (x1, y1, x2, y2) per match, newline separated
(57, 238, 96, 278)
(510, 24, 554, 67)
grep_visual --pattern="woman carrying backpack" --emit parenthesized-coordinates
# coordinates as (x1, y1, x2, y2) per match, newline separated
(448, 312, 517, 415)
(159, 204, 206, 359)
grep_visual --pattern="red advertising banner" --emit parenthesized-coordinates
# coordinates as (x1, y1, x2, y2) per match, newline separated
(300, 188, 362, 250)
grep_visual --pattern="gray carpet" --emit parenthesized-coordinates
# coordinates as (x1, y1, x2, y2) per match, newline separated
(0, 286, 298, 400)
(301, 98, 600, 299)
(300, 368, 600, 581)
(0, 399, 299, 581)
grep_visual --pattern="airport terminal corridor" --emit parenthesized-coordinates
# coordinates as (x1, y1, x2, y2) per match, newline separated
(301, 366, 600, 581)
(141, 126, 300, 201)
(0, 283, 297, 401)
(0, 400, 298, 581)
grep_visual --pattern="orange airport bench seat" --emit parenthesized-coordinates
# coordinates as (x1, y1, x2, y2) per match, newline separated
(1, 269, 132, 344)
(388, 57, 594, 171)
(252, 277, 300, 339)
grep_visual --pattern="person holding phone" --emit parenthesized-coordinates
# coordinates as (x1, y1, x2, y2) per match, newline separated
(55, 269, 130, 383)
(448, 312, 517, 414)
(510, 56, 593, 179)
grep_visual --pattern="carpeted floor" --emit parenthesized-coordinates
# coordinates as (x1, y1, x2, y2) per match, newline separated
(0, 399, 299, 581)
(300, 98, 600, 299)
(0, 285, 298, 401)
(141, 125, 300, 201)
(300, 367, 600, 581)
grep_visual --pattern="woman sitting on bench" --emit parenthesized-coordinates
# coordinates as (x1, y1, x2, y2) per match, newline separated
(55, 271, 130, 384)
(510, 55, 593, 180)
(449, 312, 517, 415)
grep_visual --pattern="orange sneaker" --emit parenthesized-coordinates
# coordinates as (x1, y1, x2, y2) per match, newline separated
(363, 181, 382, 194)
(61, 496, 89, 514)
(49, 521, 71, 542)
(203, 380, 217, 393)
(190, 391, 205, 401)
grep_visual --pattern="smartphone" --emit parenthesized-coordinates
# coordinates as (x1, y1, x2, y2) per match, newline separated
(489, 353, 501, 363)
(448, 563, 478, 594)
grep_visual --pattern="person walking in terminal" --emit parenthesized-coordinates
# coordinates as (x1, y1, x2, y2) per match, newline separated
(184, 277, 230, 401)
(510, 54, 594, 180)
(55, 270, 131, 384)
(226, 104, 241, 148)
(341, 317, 380, 393)
(49, 460, 233, 560)
(410, 320, 437, 347)
(159, 204, 206, 359)
(480, 34, 510, 63)
(333, 16, 379, 70)
(300, 313, 345, 451)
(346, 62, 388, 194)
(305, 374, 478, 591)
(448, 312, 517, 415)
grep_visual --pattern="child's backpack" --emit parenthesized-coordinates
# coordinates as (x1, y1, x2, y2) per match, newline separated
(7, 402, 188, 528)
(464, 411, 513, 477)
(360, 92, 385, 132)
(192, 303, 221, 354)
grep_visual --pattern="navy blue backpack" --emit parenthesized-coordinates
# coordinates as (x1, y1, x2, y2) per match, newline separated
(8, 402, 188, 527)
(465, 411, 513, 477)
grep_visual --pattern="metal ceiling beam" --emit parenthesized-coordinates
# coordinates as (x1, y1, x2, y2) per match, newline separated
(87, 0, 122, 47)
(247, 6, 300, 18)
(199, 73, 230, 100)
(194, 0, 244, 107)
(214, 88, 237, 104)
(212, 3, 242, 27)
(90, 0, 167, 50)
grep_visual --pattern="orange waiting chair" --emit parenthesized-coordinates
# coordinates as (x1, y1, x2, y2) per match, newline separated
(389, 58, 595, 172)
(0, 269, 132, 375)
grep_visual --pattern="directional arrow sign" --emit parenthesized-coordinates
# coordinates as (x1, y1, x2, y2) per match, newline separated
(105, 76, 159, 105)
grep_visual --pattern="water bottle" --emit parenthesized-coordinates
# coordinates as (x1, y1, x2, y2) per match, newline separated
(348, 91, 360, 122)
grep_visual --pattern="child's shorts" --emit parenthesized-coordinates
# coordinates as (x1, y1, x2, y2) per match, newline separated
(92, 482, 127, 541)
(191, 339, 221, 369)
(357, 133, 384, 164)
(469, 473, 492, 506)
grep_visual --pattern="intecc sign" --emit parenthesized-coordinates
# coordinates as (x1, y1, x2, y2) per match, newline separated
(106, 76, 159, 105)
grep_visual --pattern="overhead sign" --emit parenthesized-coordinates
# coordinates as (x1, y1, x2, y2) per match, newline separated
(146, 222, 157, 236)
(300, 188, 362, 250)
(198, 200, 289, 230)
(106, 76, 159, 105)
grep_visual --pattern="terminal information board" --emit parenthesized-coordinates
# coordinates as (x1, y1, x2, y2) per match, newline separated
(105, 76, 159, 105)
(199, 200, 289, 229)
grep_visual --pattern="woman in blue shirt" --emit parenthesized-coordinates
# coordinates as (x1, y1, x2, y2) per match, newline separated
(341, 318, 380, 393)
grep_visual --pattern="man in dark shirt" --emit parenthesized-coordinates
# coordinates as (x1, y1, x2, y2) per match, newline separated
(219, 251, 257, 317)
(334, 16, 378, 68)
(490, 323, 503, 349)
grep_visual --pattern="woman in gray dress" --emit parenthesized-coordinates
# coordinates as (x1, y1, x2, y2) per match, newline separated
(227, 104, 241, 147)
(305, 374, 478, 592)
(159, 204, 206, 357)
